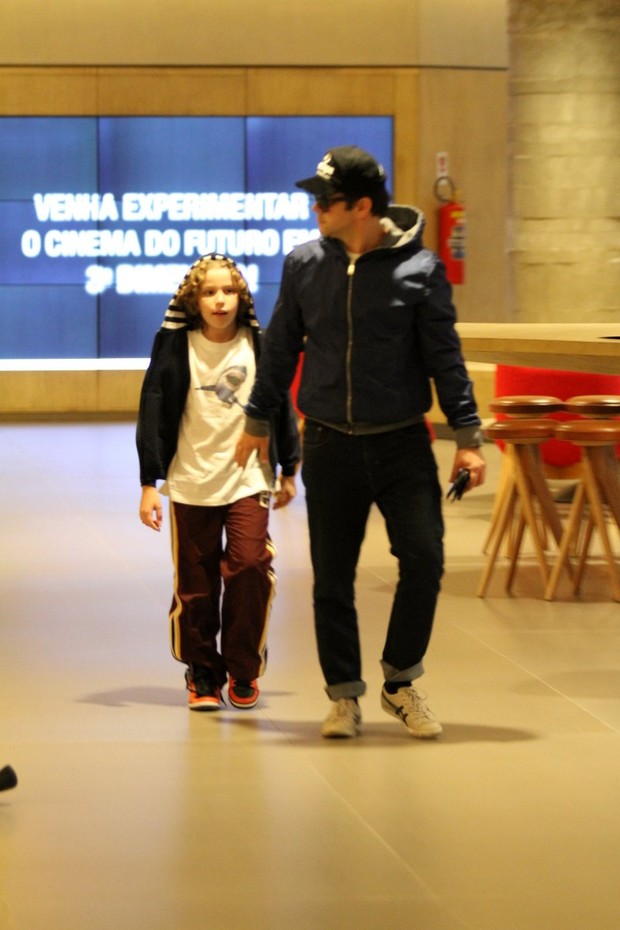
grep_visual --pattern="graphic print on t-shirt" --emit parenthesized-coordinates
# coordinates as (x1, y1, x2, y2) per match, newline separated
(196, 365, 248, 407)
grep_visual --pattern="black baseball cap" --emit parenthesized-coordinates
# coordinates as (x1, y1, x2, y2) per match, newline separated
(295, 145, 388, 199)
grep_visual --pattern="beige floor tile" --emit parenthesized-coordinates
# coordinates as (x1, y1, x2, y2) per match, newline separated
(1, 422, 619, 930)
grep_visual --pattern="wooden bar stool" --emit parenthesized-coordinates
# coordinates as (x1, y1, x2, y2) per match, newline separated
(478, 418, 568, 597)
(562, 395, 620, 418)
(483, 396, 564, 554)
(544, 419, 620, 602)
(489, 396, 564, 417)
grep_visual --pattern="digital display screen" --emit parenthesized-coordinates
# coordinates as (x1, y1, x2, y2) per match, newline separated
(0, 116, 393, 362)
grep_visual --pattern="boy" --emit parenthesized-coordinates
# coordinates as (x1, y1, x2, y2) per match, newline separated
(137, 254, 299, 711)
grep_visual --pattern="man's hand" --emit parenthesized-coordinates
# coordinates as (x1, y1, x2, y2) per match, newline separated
(235, 431, 270, 468)
(449, 448, 486, 492)
(139, 486, 163, 531)
(272, 474, 297, 510)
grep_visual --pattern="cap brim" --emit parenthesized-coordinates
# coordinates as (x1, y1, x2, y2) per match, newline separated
(295, 176, 336, 196)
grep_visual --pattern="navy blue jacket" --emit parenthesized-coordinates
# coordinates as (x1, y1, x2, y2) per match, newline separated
(245, 205, 481, 447)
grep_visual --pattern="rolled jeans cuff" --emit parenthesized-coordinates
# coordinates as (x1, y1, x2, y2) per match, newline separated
(381, 659, 425, 683)
(325, 680, 366, 701)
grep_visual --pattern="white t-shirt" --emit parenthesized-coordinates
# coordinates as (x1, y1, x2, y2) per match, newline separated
(164, 328, 272, 506)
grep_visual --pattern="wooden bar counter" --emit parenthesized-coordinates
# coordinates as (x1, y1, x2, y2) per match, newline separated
(456, 323, 620, 376)
(1, 322, 618, 419)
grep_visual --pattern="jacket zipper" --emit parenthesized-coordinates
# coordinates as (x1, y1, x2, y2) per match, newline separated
(345, 260, 356, 429)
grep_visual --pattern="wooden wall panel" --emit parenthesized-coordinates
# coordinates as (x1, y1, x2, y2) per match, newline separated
(392, 69, 420, 203)
(97, 69, 248, 115)
(416, 69, 509, 324)
(1, 372, 99, 415)
(246, 68, 402, 116)
(0, 68, 99, 113)
(0, 65, 507, 416)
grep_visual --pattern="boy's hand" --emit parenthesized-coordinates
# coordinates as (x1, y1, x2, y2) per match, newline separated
(140, 486, 163, 531)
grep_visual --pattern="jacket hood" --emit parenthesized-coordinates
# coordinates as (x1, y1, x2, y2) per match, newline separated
(321, 204, 426, 257)
(381, 204, 426, 249)
(160, 253, 260, 333)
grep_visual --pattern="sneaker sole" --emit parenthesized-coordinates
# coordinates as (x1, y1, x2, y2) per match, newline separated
(321, 714, 362, 739)
(321, 726, 360, 739)
(188, 699, 222, 712)
(380, 693, 442, 739)
(228, 695, 259, 709)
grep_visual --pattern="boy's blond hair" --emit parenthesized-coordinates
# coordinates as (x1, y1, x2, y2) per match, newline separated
(176, 255, 255, 330)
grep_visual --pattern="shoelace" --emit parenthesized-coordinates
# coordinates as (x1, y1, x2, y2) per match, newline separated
(231, 680, 255, 697)
(397, 689, 433, 719)
(331, 699, 357, 718)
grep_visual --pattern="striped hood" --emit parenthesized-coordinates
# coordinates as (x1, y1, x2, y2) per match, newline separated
(160, 253, 260, 334)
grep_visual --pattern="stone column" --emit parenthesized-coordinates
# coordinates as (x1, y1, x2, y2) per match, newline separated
(508, 0, 620, 323)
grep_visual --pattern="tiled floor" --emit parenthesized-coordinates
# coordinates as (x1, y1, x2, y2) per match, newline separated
(1, 421, 619, 930)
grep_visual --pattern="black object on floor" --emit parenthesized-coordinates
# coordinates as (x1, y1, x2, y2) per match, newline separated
(0, 765, 18, 791)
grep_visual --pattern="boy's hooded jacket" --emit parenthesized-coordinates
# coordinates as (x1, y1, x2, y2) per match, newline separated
(136, 259, 300, 488)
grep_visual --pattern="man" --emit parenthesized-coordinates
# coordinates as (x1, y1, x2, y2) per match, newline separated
(235, 145, 485, 739)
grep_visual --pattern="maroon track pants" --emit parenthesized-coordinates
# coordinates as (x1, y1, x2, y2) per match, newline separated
(168, 494, 276, 687)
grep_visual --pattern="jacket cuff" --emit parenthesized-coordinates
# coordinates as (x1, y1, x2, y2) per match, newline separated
(455, 425, 485, 449)
(244, 415, 271, 438)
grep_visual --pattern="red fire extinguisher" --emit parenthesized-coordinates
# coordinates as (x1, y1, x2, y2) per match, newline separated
(434, 177, 466, 285)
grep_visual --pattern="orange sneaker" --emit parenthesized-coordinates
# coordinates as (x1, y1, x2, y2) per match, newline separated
(185, 667, 222, 712)
(228, 678, 259, 709)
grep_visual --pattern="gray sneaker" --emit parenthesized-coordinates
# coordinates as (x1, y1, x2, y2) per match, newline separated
(381, 686, 443, 738)
(321, 698, 362, 739)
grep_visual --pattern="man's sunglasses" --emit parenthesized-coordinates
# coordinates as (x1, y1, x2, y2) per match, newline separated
(314, 194, 347, 211)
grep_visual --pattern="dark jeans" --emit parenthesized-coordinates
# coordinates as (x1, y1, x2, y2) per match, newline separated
(302, 421, 444, 700)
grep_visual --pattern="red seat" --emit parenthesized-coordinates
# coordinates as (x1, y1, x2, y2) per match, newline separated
(289, 353, 304, 418)
(494, 366, 620, 470)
